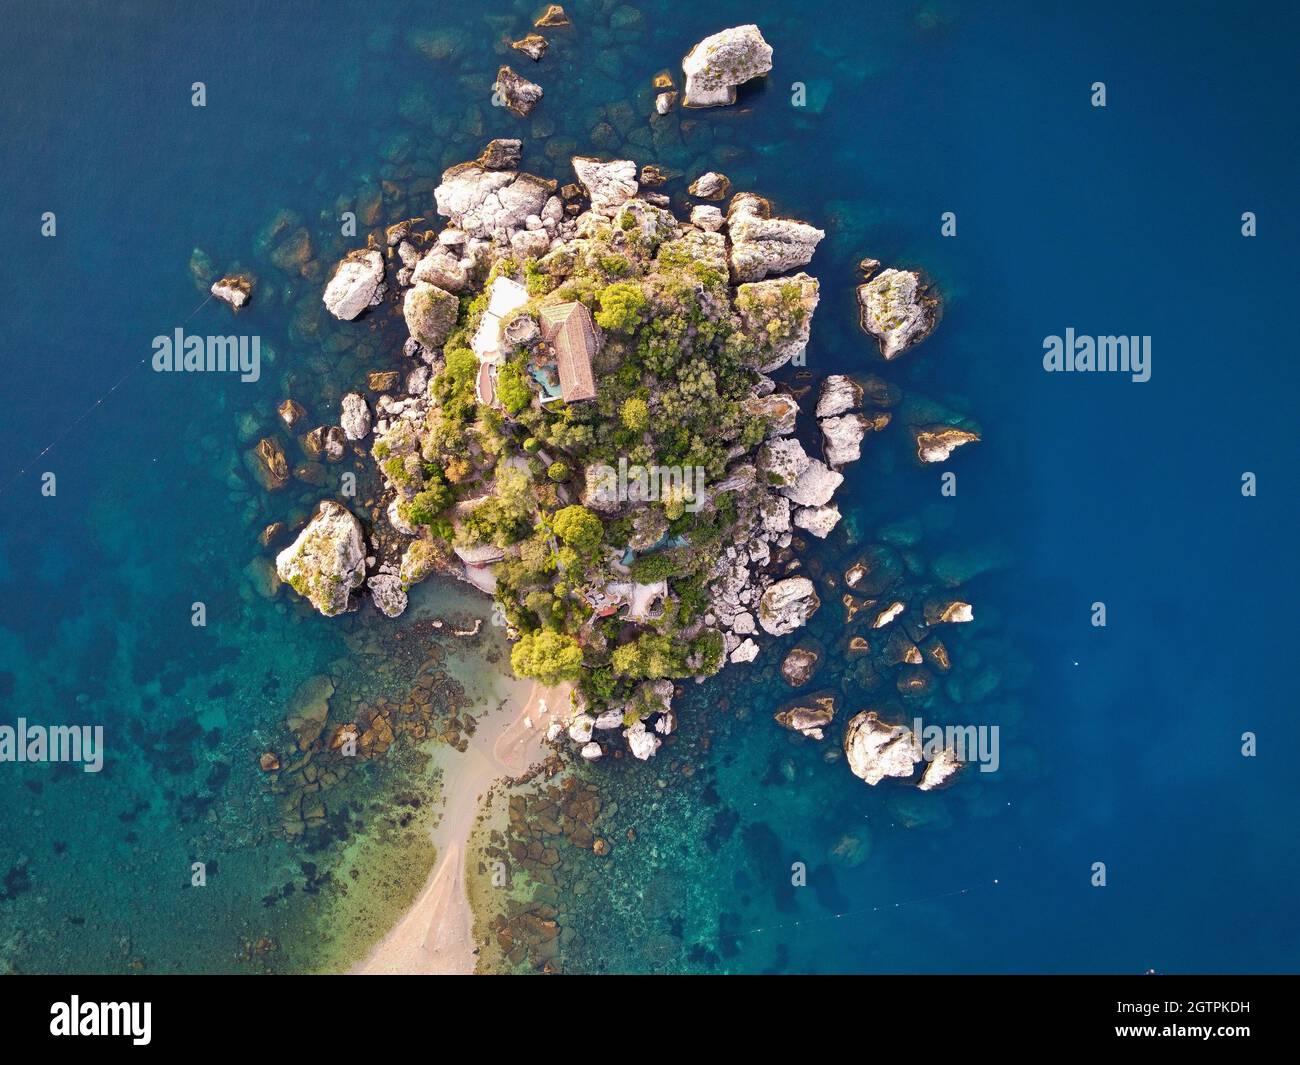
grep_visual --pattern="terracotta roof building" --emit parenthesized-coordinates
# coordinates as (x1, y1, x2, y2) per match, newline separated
(539, 302, 599, 402)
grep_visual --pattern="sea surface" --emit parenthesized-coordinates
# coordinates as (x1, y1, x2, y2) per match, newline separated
(0, 0, 1296, 973)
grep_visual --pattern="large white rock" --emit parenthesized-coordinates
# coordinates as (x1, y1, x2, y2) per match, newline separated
(727, 194, 825, 283)
(793, 504, 841, 538)
(568, 713, 596, 744)
(624, 720, 662, 760)
(757, 437, 810, 488)
(820, 413, 869, 467)
(434, 162, 552, 239)
(572, 157, 639, 214)
(276, 501, 367, 617)
(323, 249, 385, 320)
(681, 24, 773, 108)
(857, 268, 940, 359)
(758, 577, 821, 636)
(340, 392, 371, 441)
(844, 711, 921, 786)
(816, 374, 863, 418)
(780, 457, 842, 508)
(729, 637, 759, 663)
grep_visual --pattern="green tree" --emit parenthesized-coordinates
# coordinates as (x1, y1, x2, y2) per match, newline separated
(510, 629, 583, 685)
(620, 396, 649, 432)
(595, 281, 648, 333)
(553, 504, 604, 556)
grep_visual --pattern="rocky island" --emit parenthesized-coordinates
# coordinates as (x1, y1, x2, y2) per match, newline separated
(269, 22, 965, 775)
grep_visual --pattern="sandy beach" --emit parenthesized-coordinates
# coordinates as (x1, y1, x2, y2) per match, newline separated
(352, 678, 567, 975)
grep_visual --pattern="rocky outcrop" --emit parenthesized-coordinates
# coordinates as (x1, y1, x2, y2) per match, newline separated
(494, 65, 543, 117)
(758, 576, 820, 636)
(572, 157, 638, 214)
(681, 24, 773, 108)
(757, 436, 810, 487)
(780, 457, 842, 508)
(322, 249, 385, 320)
(276, 501, 366, 617)
(340, 392, 371, 440)
(816, 375, 863, 418)
(913, 426, 980, 463)
(843, 711, 920, 785)
(820, 413, 870, 468)
(690, 204, 724, 231)
(434, 162, 552, 240)
(793, 503, 841, 538)
(727, 194, 825, 283)
(742, 392, 799, 436)
(735, 272, 820, 370)
(857, 268, 940, 359)
(403, 283, 458, 350)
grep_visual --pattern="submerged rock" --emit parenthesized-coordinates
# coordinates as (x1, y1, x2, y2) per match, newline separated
(857, 268, 940, 359)
(843, 711, 920, 785)
(780, 646, 821, 686)
(275, 501, 366, 617)
(323, 248, 385, 320)
(681, 24, 773, 108)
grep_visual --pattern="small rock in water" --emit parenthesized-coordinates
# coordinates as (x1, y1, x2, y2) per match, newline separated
(211, 274, 253, 309)
(511, 34, 548, 62)
(494, 65, 543, 117)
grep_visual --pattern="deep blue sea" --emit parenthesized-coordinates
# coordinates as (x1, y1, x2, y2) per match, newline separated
(1, 0, 1296, 973)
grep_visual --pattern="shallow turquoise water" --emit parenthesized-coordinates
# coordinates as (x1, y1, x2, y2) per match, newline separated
(0, 0, 1296, 973)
